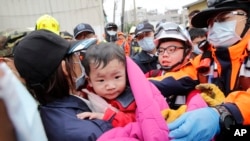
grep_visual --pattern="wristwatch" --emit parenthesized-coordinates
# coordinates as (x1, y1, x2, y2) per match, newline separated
(215, 105, 236, 131)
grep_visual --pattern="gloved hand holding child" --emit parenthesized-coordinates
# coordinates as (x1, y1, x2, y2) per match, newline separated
(195, 83, 225, 106)
(161, 105, 187, 123)
(168, 107, 220, 141)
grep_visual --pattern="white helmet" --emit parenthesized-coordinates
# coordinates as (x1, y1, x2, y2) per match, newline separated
(154, 22, 193, 71)
(154, 22, 193, 51)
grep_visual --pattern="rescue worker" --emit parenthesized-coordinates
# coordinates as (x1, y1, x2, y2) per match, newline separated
(35, 14, 60, 35)
(132, 21, 159, 74)
(128, 26, 141, 56)
(73, 23, 96, 40)
(0, 30, 31, 84)
(147, 22, 200, 109)
(103, 22, 118, 42)
(116, 31, 131, 56)
(168, 0, 250, 140)
(103, 23, 130, 56)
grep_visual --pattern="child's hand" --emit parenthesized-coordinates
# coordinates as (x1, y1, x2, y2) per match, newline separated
(77, 112, 104, 120)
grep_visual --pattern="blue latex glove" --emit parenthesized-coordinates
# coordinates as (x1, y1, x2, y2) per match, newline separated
(168, 107, 220, 141)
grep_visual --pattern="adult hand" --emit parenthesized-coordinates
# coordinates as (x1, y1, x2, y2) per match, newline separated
(196, 83, 225, 106)
(168, 107, 220, 141)
(82, 89, 109, 113)
(82, 89, 118, 113)
(77, 112, 104, 120)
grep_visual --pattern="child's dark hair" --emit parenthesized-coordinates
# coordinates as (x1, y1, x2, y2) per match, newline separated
(83, 42, 126, 76)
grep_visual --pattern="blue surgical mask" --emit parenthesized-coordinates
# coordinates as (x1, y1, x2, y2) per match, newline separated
(74, 62, 86, 90)
(138, 37, 155, 52)
(207, 20, 241, 48)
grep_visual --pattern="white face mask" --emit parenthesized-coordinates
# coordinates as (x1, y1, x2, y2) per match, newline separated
(74, 62, 86, 90)
(107, 31, 117, 36)
(193, 44, 202, 54)
(207, 20, 241, 48)
(138, 37, 155, 52)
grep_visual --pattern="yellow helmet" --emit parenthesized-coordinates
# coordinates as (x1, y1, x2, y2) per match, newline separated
(35, 14, 60, 35)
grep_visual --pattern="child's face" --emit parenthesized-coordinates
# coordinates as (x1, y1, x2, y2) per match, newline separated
(88, 59, 126, 100)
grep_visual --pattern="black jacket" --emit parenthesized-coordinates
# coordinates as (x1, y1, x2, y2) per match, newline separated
(39, 95, 112, 141)
(132, 50, 158, 73)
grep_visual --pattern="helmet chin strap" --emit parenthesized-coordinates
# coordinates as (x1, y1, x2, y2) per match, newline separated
(160, 49, 188, 72)
(161, 47, 191, 72)
(160, 61, 182, 72)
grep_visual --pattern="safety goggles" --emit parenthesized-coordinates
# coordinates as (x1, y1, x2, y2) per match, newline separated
(207, 0, 249, 7)
(154, 23, 191, 44)
(106, 27, 117, 31)
(74, 51, 86, 61)
(207, 10, 247, 26)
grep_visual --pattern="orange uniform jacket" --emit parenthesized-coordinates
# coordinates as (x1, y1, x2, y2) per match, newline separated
(192, 31, 250, 125)
(116, 40, 131, 56)
(149, 31, 250, 125)
(149, 62, 199, 98)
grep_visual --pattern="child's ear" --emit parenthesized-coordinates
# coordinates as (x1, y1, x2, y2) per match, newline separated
(87, 77, 93, 87)
(61, 60, 69, 76)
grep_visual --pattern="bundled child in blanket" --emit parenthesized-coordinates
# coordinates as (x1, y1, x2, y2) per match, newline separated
(76, 42, 225, 127)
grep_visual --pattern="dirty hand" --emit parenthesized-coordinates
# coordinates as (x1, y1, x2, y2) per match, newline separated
(161, 105, 187, 123)
(195, 83, 225, 106)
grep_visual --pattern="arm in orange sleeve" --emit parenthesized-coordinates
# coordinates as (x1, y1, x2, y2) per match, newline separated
(103, 101, 136, 127)
(149, 63, 199, 98)
(223, 88, 250, 125)
(123, 42, 131, 56)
